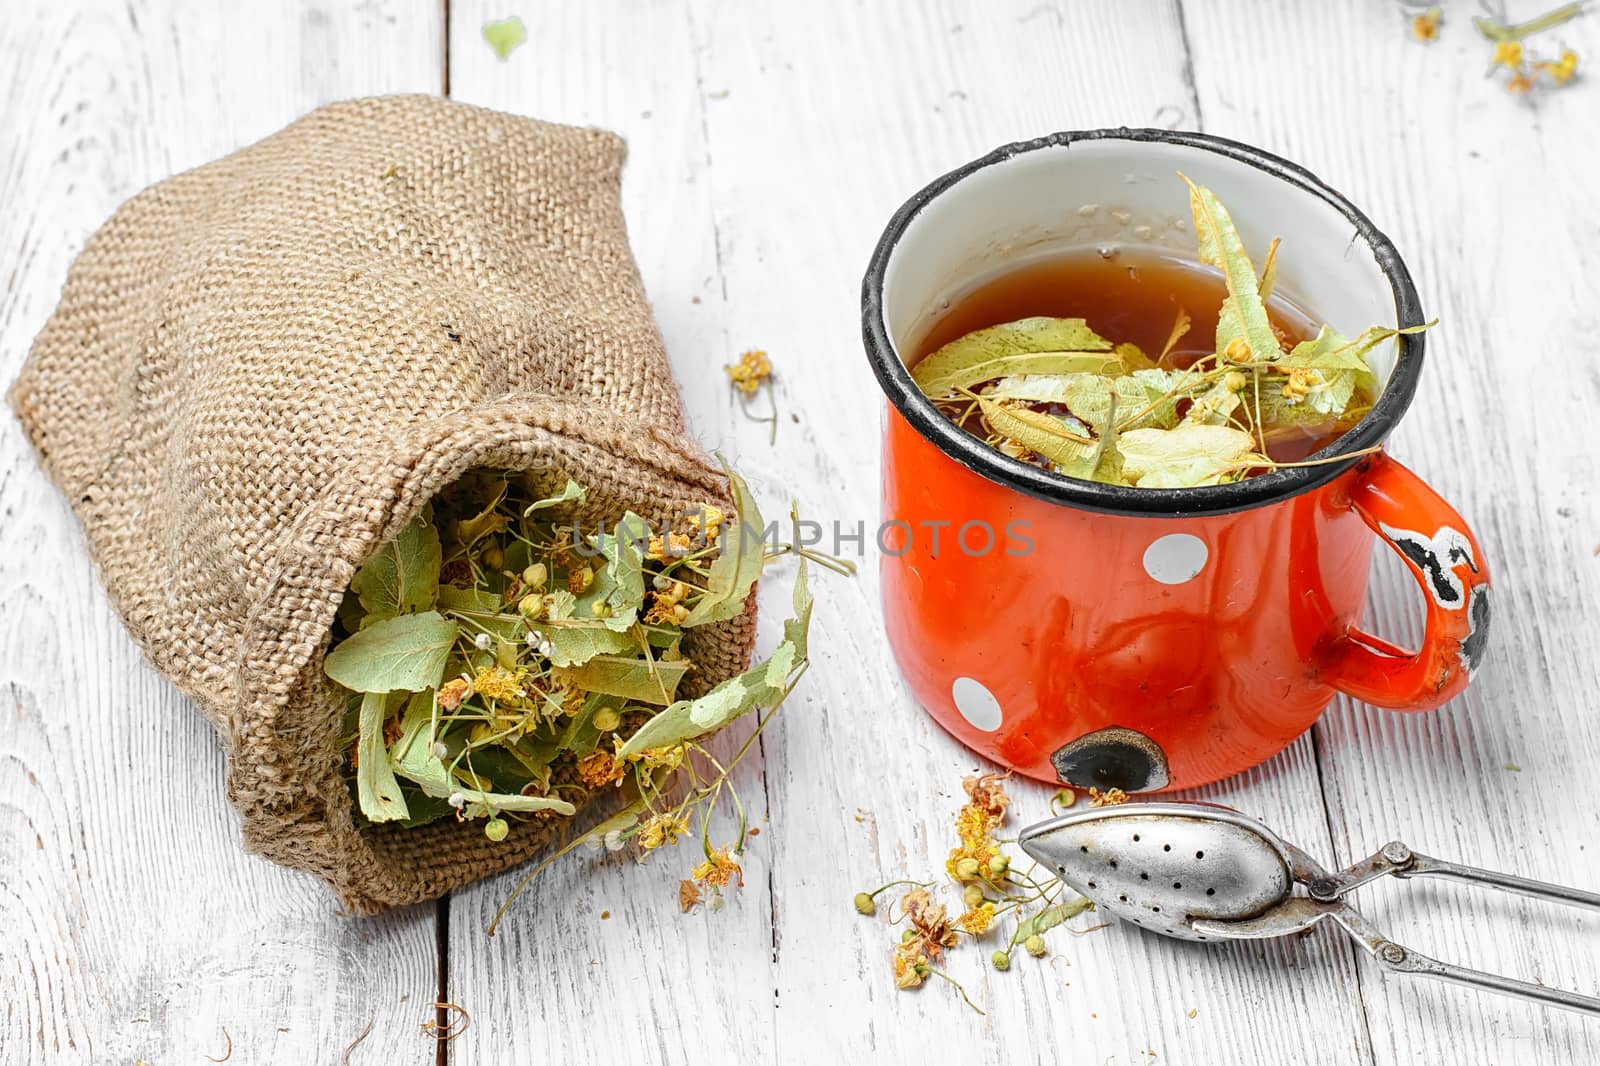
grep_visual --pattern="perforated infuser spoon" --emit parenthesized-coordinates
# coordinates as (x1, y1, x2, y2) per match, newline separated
(1019, 801, 1600, 1017)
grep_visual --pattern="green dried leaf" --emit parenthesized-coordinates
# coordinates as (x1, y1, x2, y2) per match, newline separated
(356, 692, 410, 822)
(1118, 423, 1262, 488)
(1114, 341, 1158, 371)
(1258, 237, 1281, 301)
(1182, 175, 1281, 363)
(324, 611, 458, 693)
(1182, 378, 1244, 426)
(977, 398, 1097, 470)
(619, 559, 811, 757)
(1473, 2, 1583, 41)
(523, 478, 586, 517)
(541, 622, 642, 668)
(482, 15, 527, 60)
(617, 658, 775, 756)
(681, 468, 766, 628)
(391, 692, 453, 798)
(455, 480, 510, 546)
(1011, 895, 1095, 946)
(437, 586, 501, 614)
(911, 317, 1115, 395)
(553, 654, 689, 706)
(783, 558, 813, 663)
(1279, 324, 1382, 373)
(574, 512, 650, 632)
(351, 509, 441, 618)
(543, 589, 577, 620)
(459, 787, 576, 817)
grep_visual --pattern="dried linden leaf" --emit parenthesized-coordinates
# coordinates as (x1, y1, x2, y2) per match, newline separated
(390, 692, 454, 799)
(482, 15, 527, 60)
(356, 692, 410, 822)
(324, 611, 457, 694)
(553, 654, 689, 706)
(911, 317, 1115, 395)
(523, 479, 586, 517)
(541, 622, 642, 668)
(681, 467, 765, 627)
(1182, 175, 1281, 363)
(977, 398, 1096, 470)
(1118, 423, 1261, 488)
(574, 512, 650, 632)
(351, 508, 441, 619)
(618, 561, 811, 756)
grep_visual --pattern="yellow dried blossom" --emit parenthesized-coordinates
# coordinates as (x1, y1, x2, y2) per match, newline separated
(1088, 787, 1129, 807)
(576, 749, 626, 789)
(436, 676, 472, 711)
(892, 944, 929, 989)
(946, 773, 1008, 880)
(1491, 40, 1524, 70)
(1410, 6, 1442, 41)
(636, 812, 690, 852)
(689, 504, 726, 542)
(646, 532, 693, 562)
(900, 887, 958, 957)
(692, 847, 744, 889)
(472, 665, 524, 704)
(1535, 48, 1578, 85)
(617, 738, 687, 774)
(1279, 366, 1324, 405)
(957, 901, 996, 935)
(724, 349, 773, 395)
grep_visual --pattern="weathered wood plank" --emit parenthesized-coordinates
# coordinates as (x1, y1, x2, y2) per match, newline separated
(0, 3, 445, 1063)
(1183, 1, 1600, 1061)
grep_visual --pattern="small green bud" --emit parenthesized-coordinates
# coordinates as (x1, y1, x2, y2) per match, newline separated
(991, 950, 1011, 972)
(592, 707, 621, 732)
(901, 929, 916, 943)
(853, 892, 876, 915)
(518, 594, 544, 619)
(484, 817, 509, 842)
(481, 543, 504, 570)
(954, 857, 981, 880)
(1025, 934, 1046, 957)
(987, 854, 1010, 878)
(522, 562, 548, 590)
(962, 884, 985, 908)
(591, 600, 612, 618)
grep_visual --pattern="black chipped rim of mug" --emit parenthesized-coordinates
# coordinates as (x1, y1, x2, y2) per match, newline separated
(861, 128, 1427, 518)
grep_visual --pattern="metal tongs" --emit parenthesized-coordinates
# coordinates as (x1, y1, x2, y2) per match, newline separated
(1019, 801, 1600, 1017)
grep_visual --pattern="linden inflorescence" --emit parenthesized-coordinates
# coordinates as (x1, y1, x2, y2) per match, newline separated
(854, 775, 1113, 1012)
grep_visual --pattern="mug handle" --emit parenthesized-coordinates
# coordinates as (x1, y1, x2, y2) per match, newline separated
(1317, 452, 1492, 710)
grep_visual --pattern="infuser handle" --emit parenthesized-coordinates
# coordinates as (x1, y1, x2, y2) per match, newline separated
(1398, 851, 1600, 913)
(1326, 902, 1600, 1018)
(1375, 942, 1600, 1018)
(1316, 452, 1492, 711)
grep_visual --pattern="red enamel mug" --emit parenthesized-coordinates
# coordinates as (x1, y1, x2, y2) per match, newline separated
(863, 130, 1492, 793)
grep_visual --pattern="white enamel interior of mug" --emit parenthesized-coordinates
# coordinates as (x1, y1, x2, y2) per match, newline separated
(881, 138, 1401, 386)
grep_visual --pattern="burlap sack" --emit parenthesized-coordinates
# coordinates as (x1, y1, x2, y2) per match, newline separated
(8, 95, 755, 915)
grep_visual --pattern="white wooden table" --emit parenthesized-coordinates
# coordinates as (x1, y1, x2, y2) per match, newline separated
(5, 2, 1599, 1062)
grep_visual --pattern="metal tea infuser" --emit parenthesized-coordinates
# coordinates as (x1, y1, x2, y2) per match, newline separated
(1019, 801, 1600, 1016)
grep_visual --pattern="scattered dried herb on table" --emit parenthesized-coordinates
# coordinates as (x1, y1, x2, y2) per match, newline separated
(911, 176, 1433, 489)
(325, 466, 813, 915)
(855, 775, 1109, 1012)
